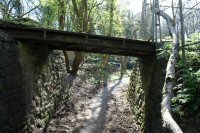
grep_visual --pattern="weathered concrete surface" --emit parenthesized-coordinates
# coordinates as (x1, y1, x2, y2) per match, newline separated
(0, 22, 156, 57)
(128, 56, 166, 133)
(139, 56, 164, 133)
(0, 30, 26, 133)
(0, 30, 69, 133)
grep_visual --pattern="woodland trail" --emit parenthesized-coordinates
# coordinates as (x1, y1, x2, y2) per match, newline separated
(79, 77, 126, 132)
(47, 76, 141, 133)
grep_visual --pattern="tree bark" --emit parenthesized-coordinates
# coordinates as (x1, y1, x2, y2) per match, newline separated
(179, 0, 186, 65)
(102, 0, 115, 67)
(140, 0, 148, 40)
(120, 56, 128, 76)
(63, 51, 70, 72)
(57, 0, 71, 73)
(155, 8, 183, 133)
(103, 55, 110, 66)
(71, 52, 84, 76)
(70, 0, 84, 76)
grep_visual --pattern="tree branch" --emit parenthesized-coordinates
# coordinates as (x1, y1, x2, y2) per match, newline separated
(72, 0, 80, 17)
(20, 4, 40, 18)
(87, 0, 104, 22)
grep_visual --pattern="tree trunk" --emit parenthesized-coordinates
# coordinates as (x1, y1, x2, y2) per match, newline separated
(140, 0, 148, 40)
(71, 52, 84, 76)
(70, 0, 87, 76)
(63, 51, 70, 72)
(103, 54, 110, 66)
(179, 0, 186, 65)
(57, 0, 70, 73)
(120, 56, 128, 76)
(103, 0, 115, 67)
(155, 8, 183, 133)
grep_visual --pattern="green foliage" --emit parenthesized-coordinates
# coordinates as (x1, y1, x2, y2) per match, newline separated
(95, 0, 125, 37)
(172, 67, 200, 117)
(92, 69, 109, 85)
(184, 42, 200, 67)
(190, 33, 200, 42)
(38, 0, 58, 27)
(184, 51, 200, 66)
(156, 42, 172, 60)
(158, 40, 200, 117)
(172, 44, 200, 117)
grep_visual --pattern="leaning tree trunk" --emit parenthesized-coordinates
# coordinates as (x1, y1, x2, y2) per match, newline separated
(155, 8, 183, 133)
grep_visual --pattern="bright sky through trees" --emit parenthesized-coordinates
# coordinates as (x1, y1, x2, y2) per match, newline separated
(124, 0, 199, 14)
(126, 0, 142, 13)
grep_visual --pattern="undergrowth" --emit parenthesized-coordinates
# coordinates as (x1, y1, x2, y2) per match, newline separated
(157, 41, 200, 117)
(172, 65, 200, 117)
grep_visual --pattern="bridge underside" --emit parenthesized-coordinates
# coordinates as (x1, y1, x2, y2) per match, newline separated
(0, 22, 156, 57)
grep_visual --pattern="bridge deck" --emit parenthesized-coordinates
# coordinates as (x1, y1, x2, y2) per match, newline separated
(0, 22, 156, 57)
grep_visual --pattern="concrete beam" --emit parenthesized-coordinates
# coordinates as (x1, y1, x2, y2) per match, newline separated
(0, 22, 156, 57)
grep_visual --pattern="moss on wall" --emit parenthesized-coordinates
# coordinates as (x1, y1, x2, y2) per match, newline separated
(0, 30, 70, 133)
(19, 43, 70, 132)
(128, 57, 165, 133)
(127, 62, 145, 129)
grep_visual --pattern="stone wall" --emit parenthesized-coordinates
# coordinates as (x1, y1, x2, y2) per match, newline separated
(128, 57, 166, 133)
(127, 62, 145, 129)
(0, 30, 69, 133)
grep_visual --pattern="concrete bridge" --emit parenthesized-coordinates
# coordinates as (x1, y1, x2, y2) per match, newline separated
(0, 22, 163, 133)
(0, 22, 155, 57)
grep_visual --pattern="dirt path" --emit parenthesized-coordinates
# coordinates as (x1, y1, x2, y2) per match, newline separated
(47, 76, 141, 133)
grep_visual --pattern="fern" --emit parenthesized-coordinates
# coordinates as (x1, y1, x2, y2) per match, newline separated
(172, 67, 200, 116)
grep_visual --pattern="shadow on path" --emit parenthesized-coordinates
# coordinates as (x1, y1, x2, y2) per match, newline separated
(79, 76, 127, 133)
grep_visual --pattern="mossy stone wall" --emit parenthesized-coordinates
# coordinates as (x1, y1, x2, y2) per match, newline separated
(0, 30, 69, 133)
(128, 63, 145, 128)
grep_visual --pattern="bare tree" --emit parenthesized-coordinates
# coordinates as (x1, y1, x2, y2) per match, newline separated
(179, 0, 186, 65)
(155, 7, 183, 133)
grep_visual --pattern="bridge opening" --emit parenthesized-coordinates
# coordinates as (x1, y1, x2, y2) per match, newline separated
(0, 22, 163, 133)
(44, 52, 141, 133)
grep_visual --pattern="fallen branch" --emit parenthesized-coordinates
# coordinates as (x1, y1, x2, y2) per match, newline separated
(155, 7, 183, 133)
